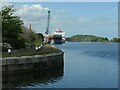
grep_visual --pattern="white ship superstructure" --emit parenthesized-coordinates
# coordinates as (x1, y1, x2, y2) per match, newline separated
(53, 29, 65, 41)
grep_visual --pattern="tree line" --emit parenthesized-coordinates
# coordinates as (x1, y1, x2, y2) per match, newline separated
(66, 35, 120, 42)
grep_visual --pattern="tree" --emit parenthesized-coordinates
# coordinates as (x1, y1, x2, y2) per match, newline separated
(1, 5, 23, 39)
(38, 33, 44, 42)
(1, 5, 26, 49)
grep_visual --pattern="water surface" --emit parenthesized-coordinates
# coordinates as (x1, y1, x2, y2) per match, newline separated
(7, 42, 118, 88)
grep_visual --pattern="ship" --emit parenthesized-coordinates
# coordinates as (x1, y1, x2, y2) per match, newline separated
(44, 11, 66, 44)
(48, 29, 66, 44)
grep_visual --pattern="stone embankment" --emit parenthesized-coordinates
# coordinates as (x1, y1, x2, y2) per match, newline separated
(1, 52, 64, 74)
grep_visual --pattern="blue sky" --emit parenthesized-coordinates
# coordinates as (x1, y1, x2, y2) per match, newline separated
(12, 2, 118, 39)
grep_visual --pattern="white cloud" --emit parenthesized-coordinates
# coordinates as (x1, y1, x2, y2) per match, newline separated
(14, 4, 50, 33)
(14, 4, 68, 34)
(0, 2, 13, 11)
(79, 18, 89, 24)
(15, 4, 49, 17)
(78, 17, 116, 26)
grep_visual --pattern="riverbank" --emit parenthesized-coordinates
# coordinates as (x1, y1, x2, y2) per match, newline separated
(2, 52, 64, 74)
(1, 44, 64, 74)
(2, 44, 62, 58)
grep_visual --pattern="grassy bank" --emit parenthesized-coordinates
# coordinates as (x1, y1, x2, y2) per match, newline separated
(2, 45, 63, 58)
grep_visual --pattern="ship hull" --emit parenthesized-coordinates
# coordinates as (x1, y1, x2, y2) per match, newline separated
(48, 35, 65, 44)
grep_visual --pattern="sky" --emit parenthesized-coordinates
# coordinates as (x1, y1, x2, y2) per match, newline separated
(1, 2, 118, 39)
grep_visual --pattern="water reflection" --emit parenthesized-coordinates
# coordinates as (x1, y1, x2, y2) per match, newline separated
(2, 66, 64, 89)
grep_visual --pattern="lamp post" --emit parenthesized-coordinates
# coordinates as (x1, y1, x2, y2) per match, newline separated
(35, 47, 38, 52)
(8, 48, 11, 55)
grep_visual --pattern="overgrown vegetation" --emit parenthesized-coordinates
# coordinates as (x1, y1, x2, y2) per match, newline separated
(1, 5, 44, 51)
(19, 26, 44, 48)
(2, 45, 62, 58)
(1, 5, 25, 49)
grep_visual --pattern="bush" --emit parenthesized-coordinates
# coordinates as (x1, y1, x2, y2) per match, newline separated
(1, 43, 12, 52)
(18, 38, 26, 48)
(2, 46, 8, 52)
(25, 43, 35, 48)
(3, 38, 26, 49)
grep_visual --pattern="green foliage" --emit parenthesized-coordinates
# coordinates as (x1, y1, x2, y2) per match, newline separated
(1, 5, 26, 49)
(20, 22, 44, 47)
(2, 46, 8, 52)
(2, 46, 63, 58)
(31, 33, 43, 46)
(1, 43, 12, 52)
(3, 38, 26, 49)
(110, 38, 120, 42)
(19, 26, 44, 47)
(38, 33, 44, 42)
(1, 5, 23, 39)
(66, 35, 109, 42)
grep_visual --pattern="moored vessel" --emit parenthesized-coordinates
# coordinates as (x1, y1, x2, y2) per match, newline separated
(44, 11, 66, 44)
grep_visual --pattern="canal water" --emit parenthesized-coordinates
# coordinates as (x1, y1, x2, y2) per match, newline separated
(4, 42, 118, 88)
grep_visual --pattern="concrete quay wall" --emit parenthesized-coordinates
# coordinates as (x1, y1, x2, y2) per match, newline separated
(1, 53, 64, 74)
